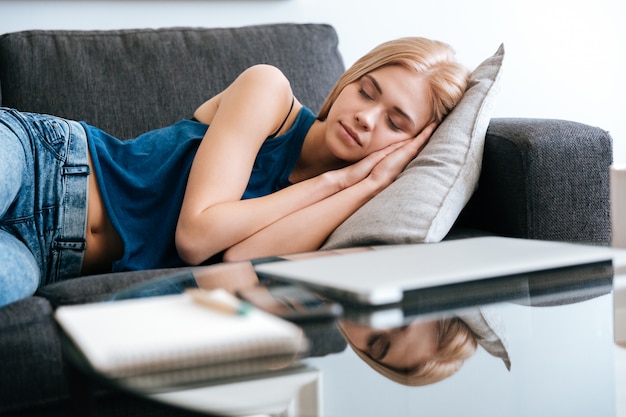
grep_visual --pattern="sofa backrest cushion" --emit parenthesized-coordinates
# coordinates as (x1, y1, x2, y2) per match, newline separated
(0, 24, 344, 139)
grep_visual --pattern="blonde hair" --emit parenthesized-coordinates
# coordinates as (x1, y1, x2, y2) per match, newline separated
(318, 37, 470, 124)
(341, 318, 477, 387)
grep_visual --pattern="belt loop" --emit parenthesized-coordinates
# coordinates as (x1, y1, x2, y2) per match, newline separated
(62, 165, 90, 176)
(53, 240, 87, 251)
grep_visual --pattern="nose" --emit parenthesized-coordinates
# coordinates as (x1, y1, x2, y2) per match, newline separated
(355, 107, 377, 131)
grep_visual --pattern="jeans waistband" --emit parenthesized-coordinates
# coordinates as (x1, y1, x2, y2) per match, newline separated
(53, 119, 90, 279)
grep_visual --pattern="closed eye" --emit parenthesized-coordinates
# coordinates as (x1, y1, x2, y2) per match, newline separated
(387, 116, 401, 131)
(359, 88, 373, 100)
(363, 73, 417, 133)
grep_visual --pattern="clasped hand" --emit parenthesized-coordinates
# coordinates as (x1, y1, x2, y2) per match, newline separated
(336, 122, 437, 192)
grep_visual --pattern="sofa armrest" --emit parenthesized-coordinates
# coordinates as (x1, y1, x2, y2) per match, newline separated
(456, 118, 613, 244)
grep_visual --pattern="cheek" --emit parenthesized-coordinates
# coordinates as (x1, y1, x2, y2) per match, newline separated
(328, 92, 353, 118)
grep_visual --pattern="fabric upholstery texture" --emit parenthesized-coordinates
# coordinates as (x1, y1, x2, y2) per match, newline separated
(323, 44, 505, 249)
(0, 297, 67, 411)
(0, 24, 344, 139)
(37, 268, 194, 308)
(458, 118, 613, 243)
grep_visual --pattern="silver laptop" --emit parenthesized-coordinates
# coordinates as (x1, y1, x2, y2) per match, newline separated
(254, 237, 615, 306)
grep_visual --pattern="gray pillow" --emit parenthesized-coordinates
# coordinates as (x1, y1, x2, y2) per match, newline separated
(457, 305, 511, 370)
(322, 44, 505, 249)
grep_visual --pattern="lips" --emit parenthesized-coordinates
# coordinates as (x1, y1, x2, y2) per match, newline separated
(340, 122, 362, 147)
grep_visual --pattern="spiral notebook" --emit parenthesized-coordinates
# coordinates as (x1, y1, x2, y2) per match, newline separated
(55, 291, 308, 379)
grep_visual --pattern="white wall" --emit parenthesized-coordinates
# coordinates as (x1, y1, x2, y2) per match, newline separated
(1, 0, 624, 164)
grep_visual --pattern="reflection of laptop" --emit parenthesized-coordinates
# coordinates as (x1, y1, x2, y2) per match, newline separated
(254, 237, 615, 306)
(341, 260, 614, 327)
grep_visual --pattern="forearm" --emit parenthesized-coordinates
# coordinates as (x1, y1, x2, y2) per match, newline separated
(178, 128, 427, 265)
(223, 176, 382, 261)
(176, 171, 342, 265)
(222, 132, 433, 261)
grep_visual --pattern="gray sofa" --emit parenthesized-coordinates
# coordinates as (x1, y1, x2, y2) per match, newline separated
(0, 23, 613, 416)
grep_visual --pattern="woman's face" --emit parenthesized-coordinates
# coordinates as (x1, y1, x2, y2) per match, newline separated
(325, 64, 434, 162)
(339, 319, 439, 373)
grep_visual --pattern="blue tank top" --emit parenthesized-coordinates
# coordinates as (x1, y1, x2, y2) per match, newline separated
(82, 106, 317, 271)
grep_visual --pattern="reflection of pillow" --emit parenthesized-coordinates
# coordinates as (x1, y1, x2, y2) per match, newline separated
(457, 306, 511, 370)
(322, 45, 505, 249)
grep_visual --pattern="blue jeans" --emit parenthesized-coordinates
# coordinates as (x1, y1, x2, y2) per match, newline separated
(0, 108, 89, 306)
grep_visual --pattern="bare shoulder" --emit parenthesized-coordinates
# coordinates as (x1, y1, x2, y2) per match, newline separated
(194, 64, 295, 125)
(241, 64, 291, 86)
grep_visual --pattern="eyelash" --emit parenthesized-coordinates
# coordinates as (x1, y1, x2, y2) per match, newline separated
(387, 117, 400, 131)
(358, 88, 372, 100)
(359, 88, 401, 131)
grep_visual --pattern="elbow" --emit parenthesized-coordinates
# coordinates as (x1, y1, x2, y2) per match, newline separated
(175, 225, 209, 266)
(222, 245, 251, 263)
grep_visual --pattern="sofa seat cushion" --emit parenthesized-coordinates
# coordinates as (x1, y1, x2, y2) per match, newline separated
(37, 268, 194, 308)
(0, 297, 67, 412)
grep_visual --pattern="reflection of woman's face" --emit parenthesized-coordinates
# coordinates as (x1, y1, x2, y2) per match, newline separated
(339, 319, 439, 372)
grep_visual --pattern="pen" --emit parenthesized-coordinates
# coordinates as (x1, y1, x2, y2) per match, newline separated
(186, 288, 252, 316)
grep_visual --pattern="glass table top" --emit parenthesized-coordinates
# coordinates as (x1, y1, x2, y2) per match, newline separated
(61, 247, 626, 417)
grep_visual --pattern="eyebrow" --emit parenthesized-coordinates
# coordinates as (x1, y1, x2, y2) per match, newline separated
(363, 74, 417, 129)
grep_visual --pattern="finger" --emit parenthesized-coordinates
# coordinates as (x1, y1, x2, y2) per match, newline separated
(362, 140, 407, 164)
(381, 140, 410, 154)
(419, 122, 438, 138)
(410, 122, 438, 153)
